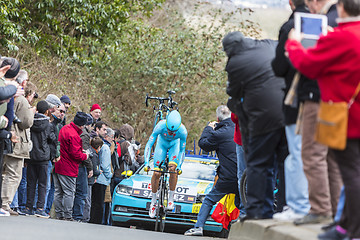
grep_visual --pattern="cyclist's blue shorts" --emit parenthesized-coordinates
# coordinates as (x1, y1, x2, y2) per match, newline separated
(153, 136, 180, 170)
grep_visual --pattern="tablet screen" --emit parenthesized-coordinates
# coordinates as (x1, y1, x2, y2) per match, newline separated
(301, 17, 323, 36)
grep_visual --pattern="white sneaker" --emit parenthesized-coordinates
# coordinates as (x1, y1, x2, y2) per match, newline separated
(273, 206, 305, 221)
(166, 201, 175, 211)
(0, 208, 10, 217)
(149, 203, 157, 218)
(184, 227, 203, 236)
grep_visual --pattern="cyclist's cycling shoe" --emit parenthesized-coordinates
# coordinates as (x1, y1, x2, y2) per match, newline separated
(149, 203, 157, 218)
(184, 227, 203, 236)
(166, 201, 175, 211)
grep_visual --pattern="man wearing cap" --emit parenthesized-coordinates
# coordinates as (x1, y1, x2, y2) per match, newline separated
(45, 94, 62, 114)
(223, 31, 288, 220)
(90, 104, 101, 124)
(53, 112, 89, 220)
(1, 69, 36, 216)
(60, 95, 71, 111)
(60, 95, 71, 126)
(73, 114, 93, 221)
(0, 63, 19, 217)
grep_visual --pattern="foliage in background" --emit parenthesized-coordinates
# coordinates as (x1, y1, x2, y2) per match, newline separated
(0, 0, 164, 60)
(0, 0, 262, 148)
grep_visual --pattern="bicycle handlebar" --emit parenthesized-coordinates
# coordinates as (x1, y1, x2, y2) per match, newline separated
(151, 169, 178, 174)
(145, 91, 177, 110)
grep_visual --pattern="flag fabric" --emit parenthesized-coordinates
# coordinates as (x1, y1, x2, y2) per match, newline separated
(211, 194, 240, 229)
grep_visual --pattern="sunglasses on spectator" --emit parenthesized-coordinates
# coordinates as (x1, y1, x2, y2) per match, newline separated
(59, 110, 66, 114)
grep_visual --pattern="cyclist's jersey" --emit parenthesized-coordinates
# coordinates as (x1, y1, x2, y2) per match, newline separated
(144, 120, 188, 169)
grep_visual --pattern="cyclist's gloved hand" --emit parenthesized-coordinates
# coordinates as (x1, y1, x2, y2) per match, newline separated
(144, 165, 151, 172)
(176, 167, 182, 175)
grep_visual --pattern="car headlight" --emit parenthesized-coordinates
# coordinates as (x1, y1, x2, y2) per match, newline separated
(116, 184, 132, 195)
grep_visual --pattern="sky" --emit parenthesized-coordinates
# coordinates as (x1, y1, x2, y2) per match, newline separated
(205, 0, 289, 8)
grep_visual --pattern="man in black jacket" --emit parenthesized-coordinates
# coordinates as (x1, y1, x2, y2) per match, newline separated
(223, 32, 288, 220)
(185, 105, 239, 236)
(271, 0, 310, 222)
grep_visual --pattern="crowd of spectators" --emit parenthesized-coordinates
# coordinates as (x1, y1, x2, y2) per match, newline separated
(2, 1, 360, 240)
(0, 56, 144, 225)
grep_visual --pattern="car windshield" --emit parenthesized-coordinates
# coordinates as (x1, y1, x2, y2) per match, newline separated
(138, 157, 218, 181)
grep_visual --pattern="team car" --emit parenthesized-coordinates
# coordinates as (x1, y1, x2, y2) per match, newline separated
(111, 154, 225, 236)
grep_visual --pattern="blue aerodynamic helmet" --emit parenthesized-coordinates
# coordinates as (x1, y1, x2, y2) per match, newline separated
(166, 110, 182, 132)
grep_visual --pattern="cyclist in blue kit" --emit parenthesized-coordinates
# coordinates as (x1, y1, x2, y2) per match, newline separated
(143, 110, 188, 218)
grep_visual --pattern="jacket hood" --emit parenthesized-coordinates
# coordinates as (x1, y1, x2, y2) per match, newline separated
(222, 31, 255, 58)
(119, 124, 134, 141)
(31, 113, 50, 132)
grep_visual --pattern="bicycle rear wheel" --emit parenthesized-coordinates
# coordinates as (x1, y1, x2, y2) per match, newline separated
(240, 169, 248, 207)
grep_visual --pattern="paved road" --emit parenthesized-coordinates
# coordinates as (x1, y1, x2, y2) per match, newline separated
(0, 216, 218, 240)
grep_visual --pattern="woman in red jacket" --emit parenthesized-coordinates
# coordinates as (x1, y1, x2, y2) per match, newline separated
(286, 1, 360, 239)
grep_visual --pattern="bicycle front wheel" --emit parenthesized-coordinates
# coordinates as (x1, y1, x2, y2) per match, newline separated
(155, 178, 167, 232)
(155, 179, 162, 232)
(159, 182, 168, 232)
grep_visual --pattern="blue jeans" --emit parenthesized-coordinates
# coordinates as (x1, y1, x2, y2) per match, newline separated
(10, 167, 27, 209)
(45, 173, 55, 214)
(236, 144, 246, 215)
(195, 182, 240, 228)
(284, 124, 310, 215)
(10, 191, 18, 209)
(72, 166, 88, 220)
(44, 161, 52, 209)
(334, 186, 345, 222)
(18, 167, 27, 210)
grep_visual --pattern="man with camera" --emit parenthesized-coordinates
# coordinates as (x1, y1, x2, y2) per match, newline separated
(185, 105, 239, 236)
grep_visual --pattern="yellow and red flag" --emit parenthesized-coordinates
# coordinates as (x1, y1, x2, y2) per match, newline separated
(211, 194, 239, 229)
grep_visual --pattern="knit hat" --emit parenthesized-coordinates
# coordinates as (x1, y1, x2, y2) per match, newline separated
(85, 114, 93, 126)
(36, 100, 50, 114)
(46, 94, 61, 108)
(73, 112, 88, 126)
(90, 104, 101, 112)
(60, 95, 71, 104)
(1, 57, 21, 79)
(0, 85, 17, 101)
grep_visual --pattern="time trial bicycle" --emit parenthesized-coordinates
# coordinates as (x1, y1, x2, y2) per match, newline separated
(145, 90, 179, 232)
